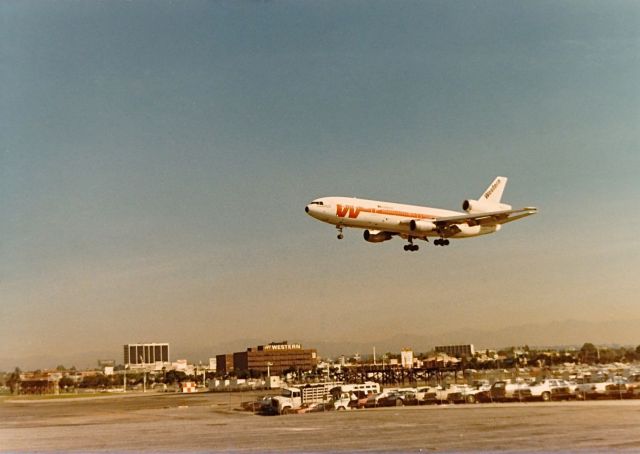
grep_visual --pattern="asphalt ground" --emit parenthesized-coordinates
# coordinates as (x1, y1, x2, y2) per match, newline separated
(1, 391, 639, 452)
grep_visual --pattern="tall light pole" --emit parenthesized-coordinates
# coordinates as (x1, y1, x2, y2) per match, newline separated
(139, 355, 146, 393)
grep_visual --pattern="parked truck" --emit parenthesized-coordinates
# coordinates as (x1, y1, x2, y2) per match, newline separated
(267, 383, 338, 415)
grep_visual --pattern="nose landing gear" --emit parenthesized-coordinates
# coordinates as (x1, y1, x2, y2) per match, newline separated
(336, 226, 344, 240)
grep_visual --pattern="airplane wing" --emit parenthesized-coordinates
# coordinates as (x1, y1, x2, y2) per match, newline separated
(433, 207, 538, 227)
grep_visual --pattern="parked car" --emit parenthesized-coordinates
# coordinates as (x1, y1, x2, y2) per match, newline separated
(374, 390, 418, 407)
(296, 402, 334, 413)
(416, 386, 439, 405)
(349, 391, 376, 409)
(575, 377, 628, 400)
(476, 381, 532, 403)
(527, 379, 573, 401)
(432, 384, 486, 404)
(624, 374, 640, 399)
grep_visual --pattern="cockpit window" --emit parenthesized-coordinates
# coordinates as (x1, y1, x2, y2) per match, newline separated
(310, 201, 324, 206)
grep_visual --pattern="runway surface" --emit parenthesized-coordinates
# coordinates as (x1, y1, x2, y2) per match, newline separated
(1, 392, 639, 452)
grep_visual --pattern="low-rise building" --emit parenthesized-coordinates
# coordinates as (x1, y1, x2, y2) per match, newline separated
(435, 344, 475, 359)
(217, 341, 318, 376)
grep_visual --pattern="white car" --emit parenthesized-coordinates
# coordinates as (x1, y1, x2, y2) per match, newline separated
(527, 379, 573, 401)
(416, 386, 439, 404)
(575, 377, 628, 400)
(434, 384, 481, 404)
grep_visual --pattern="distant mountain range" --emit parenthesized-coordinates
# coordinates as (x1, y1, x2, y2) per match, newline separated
(304, 318, 640, 358)
(191, 318, 640, 361)
(2, 319, 638, 371)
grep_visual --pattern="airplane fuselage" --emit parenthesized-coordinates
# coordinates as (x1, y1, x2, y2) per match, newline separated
(305, 177, 536, 251)
(305, 196, 500, 238)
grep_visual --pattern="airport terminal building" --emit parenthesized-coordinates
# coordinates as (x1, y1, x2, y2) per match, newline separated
(217, 341, 318, 375)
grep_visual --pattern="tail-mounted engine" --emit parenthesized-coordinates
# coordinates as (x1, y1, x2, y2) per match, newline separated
(462, 199, 511, 214)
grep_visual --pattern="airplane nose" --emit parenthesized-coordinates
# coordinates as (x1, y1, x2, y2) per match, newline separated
(305, 205, 310, 213)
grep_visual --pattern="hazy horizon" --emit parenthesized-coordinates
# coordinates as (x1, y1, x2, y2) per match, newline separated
(2, 1, 639, 372)
(3, 317, 639, 372)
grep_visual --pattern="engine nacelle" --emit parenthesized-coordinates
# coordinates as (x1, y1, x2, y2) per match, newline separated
(451, 224, 482, 236)
(363, 230, 393, 243)
(462, 198, 511, 214)
(409, 220, 437, 233)
(450, 223, 501, 237)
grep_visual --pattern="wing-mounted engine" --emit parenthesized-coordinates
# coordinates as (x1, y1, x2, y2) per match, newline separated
(449, 223, 481, 236)
(409, 220, 437, 234)
(363, 230, 393, 243)
(448, 223, 501, 237)
(462, 199, 511, 214)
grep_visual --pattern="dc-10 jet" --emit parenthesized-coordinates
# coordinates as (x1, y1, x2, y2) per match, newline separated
(305, 177, 537, 252)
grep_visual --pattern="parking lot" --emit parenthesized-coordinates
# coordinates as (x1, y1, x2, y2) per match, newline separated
(2, 392, 640, 452)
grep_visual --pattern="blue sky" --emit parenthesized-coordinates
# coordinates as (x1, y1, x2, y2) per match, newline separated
(1, 0, 639, 368)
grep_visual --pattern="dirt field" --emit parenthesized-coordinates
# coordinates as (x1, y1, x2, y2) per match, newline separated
(1, 391, 639, 452)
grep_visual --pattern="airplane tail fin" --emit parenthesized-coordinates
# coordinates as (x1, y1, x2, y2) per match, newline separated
(481, 176, 508, 203)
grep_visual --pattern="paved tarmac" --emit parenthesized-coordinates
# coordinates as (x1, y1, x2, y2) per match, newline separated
(1, 392, 639, 452)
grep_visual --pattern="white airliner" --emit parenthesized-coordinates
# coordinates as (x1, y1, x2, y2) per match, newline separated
(305, 176, 537, 251)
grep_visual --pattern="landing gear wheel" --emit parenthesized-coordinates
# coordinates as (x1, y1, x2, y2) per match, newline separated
(337, 233, 344, 240)
(404, 240, 419, 252)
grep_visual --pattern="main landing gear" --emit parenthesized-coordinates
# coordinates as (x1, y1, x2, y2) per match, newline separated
(404, 238, 419, 252)
(434, 238, 450, 246)
(336, 226, 344, 240)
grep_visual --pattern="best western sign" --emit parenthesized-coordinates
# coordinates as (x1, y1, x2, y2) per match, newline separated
(264, 344, 302, 351)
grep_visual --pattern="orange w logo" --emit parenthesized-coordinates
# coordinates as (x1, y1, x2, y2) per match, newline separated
(336, 204, 361, 218)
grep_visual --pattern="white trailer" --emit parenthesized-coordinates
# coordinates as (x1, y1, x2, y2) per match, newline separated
(329, 382, 381, 410)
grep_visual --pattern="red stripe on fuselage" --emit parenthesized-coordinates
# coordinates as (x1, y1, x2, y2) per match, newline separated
(335, 204, 436, 220)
